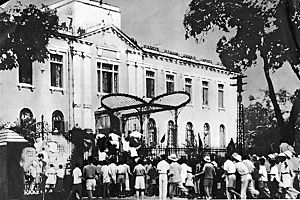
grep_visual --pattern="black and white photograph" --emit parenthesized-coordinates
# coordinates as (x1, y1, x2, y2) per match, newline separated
(0, 0, 299, 199)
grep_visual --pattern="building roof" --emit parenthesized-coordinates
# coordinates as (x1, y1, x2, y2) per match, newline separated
(79, 24, 230, 72)
(79, 24, 142, 51)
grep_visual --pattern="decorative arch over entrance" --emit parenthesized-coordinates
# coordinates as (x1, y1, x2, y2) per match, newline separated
(95, 91, 190, 140)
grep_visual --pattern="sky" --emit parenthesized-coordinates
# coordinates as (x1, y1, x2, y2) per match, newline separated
(106, 0, 299, 104)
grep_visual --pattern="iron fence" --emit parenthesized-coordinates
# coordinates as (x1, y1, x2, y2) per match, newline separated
(138, 147, 227, 159)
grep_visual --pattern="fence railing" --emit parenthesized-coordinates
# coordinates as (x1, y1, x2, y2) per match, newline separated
(138, 147, 227, 159)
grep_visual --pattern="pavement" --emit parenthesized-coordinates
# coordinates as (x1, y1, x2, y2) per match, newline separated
(22, 194, 190, 200)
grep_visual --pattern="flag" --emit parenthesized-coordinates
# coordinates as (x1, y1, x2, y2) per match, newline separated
(227, 138, 236, 155)
(198, 132, 203, 153)
(160, 134, 166, 143)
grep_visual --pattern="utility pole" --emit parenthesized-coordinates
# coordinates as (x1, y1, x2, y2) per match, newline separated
(41, 115, 44, 140)
(230, 74, 247, 154)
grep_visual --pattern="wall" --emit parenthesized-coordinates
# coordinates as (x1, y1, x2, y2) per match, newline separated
(0, 38, 70, 131)
(139, 54, 237, 148)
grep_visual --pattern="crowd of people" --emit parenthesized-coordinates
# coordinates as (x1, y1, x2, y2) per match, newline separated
(24, 147, 66, 199)
(24, 142, 300, 200)
(61, 148, 300, 200)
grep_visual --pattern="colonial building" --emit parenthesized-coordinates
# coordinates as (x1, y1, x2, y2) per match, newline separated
(0, 0, 238, 149)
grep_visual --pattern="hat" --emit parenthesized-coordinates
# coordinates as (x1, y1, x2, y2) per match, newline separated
(268, 154, 276, 160)
(232, 152, 242, 162)
(284, 150, 293, 158)
(204, 155, 211, 163)
(168, 154, 179, 161)
(278, 153, 286, 157)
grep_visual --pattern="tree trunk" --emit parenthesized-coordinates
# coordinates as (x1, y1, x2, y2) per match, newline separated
(262, 58, 288, 142)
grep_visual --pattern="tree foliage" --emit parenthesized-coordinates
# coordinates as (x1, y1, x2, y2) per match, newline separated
(184, 0, 300, 144)
(11, 118, 37, 146)
(184, 0, 300, 73)
(0, 3, 59, 70)
(245, 90, 300, 154)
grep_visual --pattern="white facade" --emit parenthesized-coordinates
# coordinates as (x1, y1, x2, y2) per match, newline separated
(0, 0, 237, 148)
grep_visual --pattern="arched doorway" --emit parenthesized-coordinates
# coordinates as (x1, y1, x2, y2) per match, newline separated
(220, 124, 226, 147)
(203, 123, 211, 148)
(147, 118, 157, 147)
(52, 110, 64, 133)
(186, 122, 195, 147)
(168, 120, 176, 147)
(19, 108, 33, 124)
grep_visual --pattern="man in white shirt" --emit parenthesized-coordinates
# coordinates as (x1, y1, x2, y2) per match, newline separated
(258, 157, 270, 198)
(116, 160, 127, 197)
(232, 153, 259, 199)
(108, 157, 118, 197)
(101, 160, 113, 199)
(223, 154, 236, 199)
(181, 158, 189, 184)
(157, 154, 170, 200)
(67, 163, 82, 200)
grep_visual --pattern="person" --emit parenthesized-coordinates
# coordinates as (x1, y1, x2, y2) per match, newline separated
(38, 153, 47, 193)
(185, 162, 195, 199)
(101, 160, 113, 199)
(148, 160, 159, 196)
(133, 159, 146, 200)
(116, 159, 127, 197)
(95, 160, 103, 199)
(124, 158, 132, 197)
(279, 140, 296, 154)
(194, 158, 203, 198)
(232, 152, 259, 199)
(108, 157, 118, 197)
(27, 160, 38, 193)
(196, 155, 215, 200)
(55, 164, 65, 200)
(223, 153, 236, 199)
(258, 157, 270, 198)
(243, 154, 258, 189)
(180, 157, 189, 197)
(280, 151, 300, 198)
(67, 163, 82, 200)
(157, 154, 170, 200)
(83, 157, 97, 200)
(268, 155, 280, 198)
(168, 154, 189, 199)
(45, 164, 57, 193)
(144, 158, 151, 196)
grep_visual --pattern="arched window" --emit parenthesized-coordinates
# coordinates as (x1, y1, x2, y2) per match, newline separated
(220, 124, 226, 147)
(167, 120, 176, 147)
(148, 118, 157, 147)
(203, 123, 211, 148)
(52, 110, 64, 133)
(186, 122, 195, 147)
(20, 108, 33, 125)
